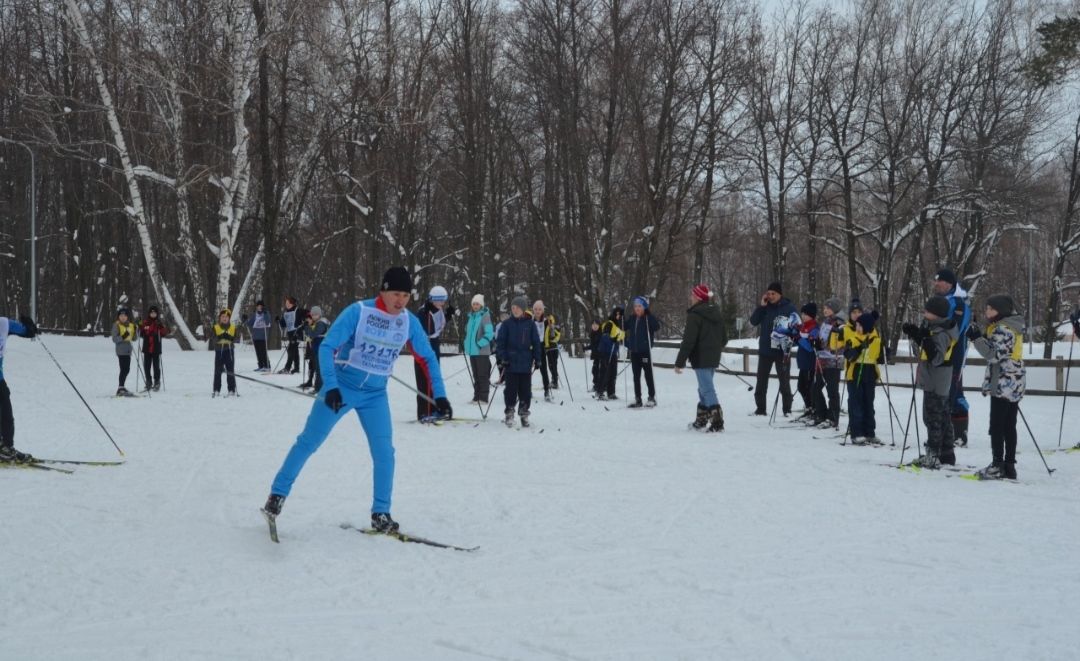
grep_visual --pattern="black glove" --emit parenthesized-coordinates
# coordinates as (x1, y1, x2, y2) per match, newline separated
(435, 397, 453, 420)
(533, 360, 542, 371)
(902, 323, 928, 343)
(965, 325, 982, 341)
(18, 316, 37, 338)
(843, 347, 860, 360)
(445, 304, 456, 319)
(833, 327, 844, 342)
(920, 337, 938, 362)
(324, 388, 344, 413)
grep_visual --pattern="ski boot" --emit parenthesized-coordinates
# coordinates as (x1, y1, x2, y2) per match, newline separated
(262, 494, 285, 518)
(909, 453, 941, 469)
(0, 446, 34, 463)
(976, 462, 1005, 480)
(646, 397, 657, 408)
(689, 404, 709, 431)
(371, 512, 399, 533)
(116, 387, 134, 397)
(544, 392, 554, 403)
(707, 405, 725, 432)
(1003, 461, 1017, 480)
(939, 447, 956, 466)
(504, 409, 515, 428)
(519, 407, 530, 428)
(628, 399, 644, 409)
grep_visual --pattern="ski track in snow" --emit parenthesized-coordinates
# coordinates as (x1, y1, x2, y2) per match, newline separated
(2, 335, 1079, 660)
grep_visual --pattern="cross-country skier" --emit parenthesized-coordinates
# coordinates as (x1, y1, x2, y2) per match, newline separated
(968, 294, 1026, 480)
(902, 296, 961, 468)
(932, 268, 972, 446)
(212, 309, 238, 397)
(244, 300, 272, 372)
(415, 285, 455, 420)
(496, 295, 542, 427)
(0, 315, 38, 463)
(530, 300, 561, 401)
(112, 308, 137, 397)
(464, 295, 495, 404)
(261, 267, 451, 534)
(139, 305, 169, 391)
(299, 306, 330, 391)
(624, 296, 661, 408)
(277, 296, 304, 374)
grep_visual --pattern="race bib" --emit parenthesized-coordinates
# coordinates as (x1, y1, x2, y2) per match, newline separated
(346, 303, 410, 376)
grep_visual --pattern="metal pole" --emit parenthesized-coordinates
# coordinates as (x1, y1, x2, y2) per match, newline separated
(1028, 228, 1034, 354)
(0, 137, 35, 320)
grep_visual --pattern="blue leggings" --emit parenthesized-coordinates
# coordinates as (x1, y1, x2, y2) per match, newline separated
(271, 387, 395, 513)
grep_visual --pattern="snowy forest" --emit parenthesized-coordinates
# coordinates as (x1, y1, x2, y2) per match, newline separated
(2, 0, 1080, 353)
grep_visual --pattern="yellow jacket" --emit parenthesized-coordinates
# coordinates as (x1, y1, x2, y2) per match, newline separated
(844, 328, 881, 381)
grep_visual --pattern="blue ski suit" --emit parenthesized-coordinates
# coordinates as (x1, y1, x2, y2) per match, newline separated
(270, 297, 446, 514)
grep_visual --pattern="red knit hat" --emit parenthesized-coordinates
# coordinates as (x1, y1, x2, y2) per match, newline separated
(692, 284, 711, 301)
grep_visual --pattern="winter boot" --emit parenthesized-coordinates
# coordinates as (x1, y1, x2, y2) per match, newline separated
(910, 453, 941, 469)
(690, 404, 709, 431)
(0, 446, 33, 464)
(707, 405, 725, 432)
(939, 447, 956, 466)
(628, 399, 644, 409)
(1003, 462, 1017, 480)
(544, 392, 554, 403)
(262, 494, 285, 518)
(371, 512, 399, 533)
(518, 405, 530, 427)
(504, 409, 515, 428)
(646, 397, 657, 408)
(976, 462, 1005, 480)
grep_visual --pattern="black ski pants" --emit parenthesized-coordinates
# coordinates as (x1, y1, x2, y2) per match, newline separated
(989, 396, 1019, 464)
(630, 351, 655, 401)
(1, 380, 14, 449)
(754, 351, 792, 414)
(214, 348, 236, 393)
(118, 355, 131, 388)
(503, 371, 532, 413)
(470, 355, 492, 402)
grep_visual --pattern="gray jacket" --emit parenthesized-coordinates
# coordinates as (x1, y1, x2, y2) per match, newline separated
(972, 314, 1026, 402)
(916, 317, 959, 397)
(112, 321, 136, 356)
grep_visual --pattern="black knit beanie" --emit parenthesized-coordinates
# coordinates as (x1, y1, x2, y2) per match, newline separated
(381, 266, 412, 293)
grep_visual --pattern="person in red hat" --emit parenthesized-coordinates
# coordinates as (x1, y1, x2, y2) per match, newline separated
(674, 284, 727, 432)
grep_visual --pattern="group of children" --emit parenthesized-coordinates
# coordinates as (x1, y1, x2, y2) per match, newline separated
(587, 297, 661, 407)
(777, 291, 1027, 479)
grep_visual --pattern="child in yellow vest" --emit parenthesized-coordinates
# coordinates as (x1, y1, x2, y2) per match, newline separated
(968, 294, 1025, 479)
(111, 308, 137, 397)
(902, 296, 961, 468)
(212, 309, 238, 396)
(843, 310, 881, 444)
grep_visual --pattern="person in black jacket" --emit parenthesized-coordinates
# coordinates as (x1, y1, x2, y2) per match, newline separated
(414, 285, 455, 420)
(749, 282, 798, 416)
(139, 305, 169, 391)
(496, 295, 542, 428)
(675, 284, 727, 432)
(588, 320, 602, 392)
(624, 296, 661, 408)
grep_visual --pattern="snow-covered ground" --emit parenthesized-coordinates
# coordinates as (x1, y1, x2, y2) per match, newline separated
(2, 334, 1079, 660)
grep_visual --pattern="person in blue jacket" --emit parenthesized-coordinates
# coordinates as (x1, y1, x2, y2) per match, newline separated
(496, 295, 542, 428)
(261, 267, 452, 534)
(464, 294, 495, 404)
(0, 315, 38, 463)
(750, 282, 798, 416)
(624, 296, 661, 408)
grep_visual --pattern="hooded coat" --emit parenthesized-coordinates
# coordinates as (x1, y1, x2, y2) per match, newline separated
(675, 300, 726, 369)
(972, 314, 1026, 402)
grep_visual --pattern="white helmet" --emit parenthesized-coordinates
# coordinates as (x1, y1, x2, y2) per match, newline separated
(429, 285, 449, 302)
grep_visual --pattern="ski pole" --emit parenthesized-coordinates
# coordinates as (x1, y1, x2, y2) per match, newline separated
(716, 359, 754, 391)
(768, 354, 783, 427)
(898, 339, 924, 464)
(36, 336, 125, 456)
(558, 348, 574, 402)
(234, 372, 315, 398)
(390, 373, 438, 405)
(459, 320, 486, 419)
(1018, 406, 1055, 476)
(1057, 333, 1074, 448)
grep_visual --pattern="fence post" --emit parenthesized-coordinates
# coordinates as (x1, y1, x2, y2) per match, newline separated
(743, 351, 750, 374)
(1057, 356, 1064, 391)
